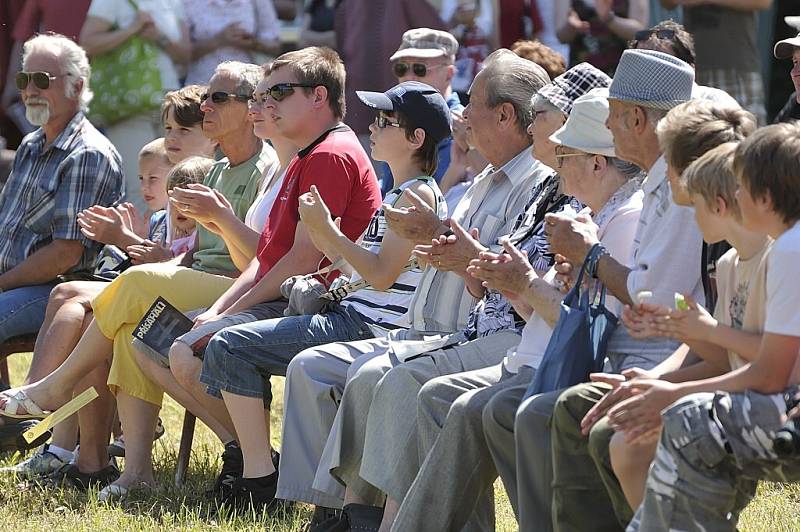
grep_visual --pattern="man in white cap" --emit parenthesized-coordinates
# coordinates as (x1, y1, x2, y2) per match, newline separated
(485, 49, 703, 532)
(773, 30, 800, 123)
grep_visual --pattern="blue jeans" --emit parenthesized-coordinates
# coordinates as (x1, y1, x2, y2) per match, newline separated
(0, 283, 55, 344)
(200, 303, 374, 409)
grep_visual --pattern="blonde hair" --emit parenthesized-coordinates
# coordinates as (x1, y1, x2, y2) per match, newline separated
(166, 156, 213, 191)
(138, 138, 170, 166)
(683, 142, 740, 218)
(656, 100, 755, 177)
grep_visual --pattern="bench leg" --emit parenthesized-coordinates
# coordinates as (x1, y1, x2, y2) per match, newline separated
(0, 358, 8, 387)
(175, 410, 196, 487)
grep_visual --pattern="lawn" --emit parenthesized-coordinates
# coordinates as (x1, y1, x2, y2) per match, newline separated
(0, 353, 798, 531)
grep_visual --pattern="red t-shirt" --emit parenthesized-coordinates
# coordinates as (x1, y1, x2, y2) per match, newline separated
(255, 125, 381, 282)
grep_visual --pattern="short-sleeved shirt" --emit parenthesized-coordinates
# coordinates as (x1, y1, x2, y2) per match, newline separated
(255, 124, 382, 282)
(0, 111, 124, 273)
(765, 221, 800, 337)
(86, 0, 185, 91)
(193, 142, 275, 274)
(12, 0, 92, 42)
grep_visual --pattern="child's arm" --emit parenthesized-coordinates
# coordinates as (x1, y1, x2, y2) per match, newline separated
(299, 183, 438, 291)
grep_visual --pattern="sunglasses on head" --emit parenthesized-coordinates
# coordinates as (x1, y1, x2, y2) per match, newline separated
(393, 62, 445, 78)
(201, 91, 251, 104)
(15, 71, 69, 90)
(634, 29, 676, 42)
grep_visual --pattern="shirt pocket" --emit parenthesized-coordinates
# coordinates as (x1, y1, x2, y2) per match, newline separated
(24, 175, 58, 235)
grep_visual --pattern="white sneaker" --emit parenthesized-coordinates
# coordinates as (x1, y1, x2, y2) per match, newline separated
(0, 444, 68, 477)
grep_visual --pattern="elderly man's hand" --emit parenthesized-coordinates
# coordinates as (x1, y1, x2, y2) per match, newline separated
(544, 212, 600, 264)
(467, 237, 537, 295)
(384, 190, 443, 244)
(413, 220, 485, 274)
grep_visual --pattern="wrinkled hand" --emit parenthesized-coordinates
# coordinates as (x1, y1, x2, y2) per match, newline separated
(467, 237, 537, 295)
(384, 190, 443, 244)
(580, 368, 657, 434)
(126, 239, 173, 265)
(413, 219, 483, 274)
(649, 295, 716, 342)
(607, 379, 681, 442)
(170, 184, 231, 225)
(553, 253, 576, 294)
(544, 213, 599, 264)
(622, 303, 672, 339)
(77, 205, 137, 247)
(298, 185, 335, 234)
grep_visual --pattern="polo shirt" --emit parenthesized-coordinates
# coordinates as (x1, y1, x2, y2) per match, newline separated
(255, 125, 382, 282)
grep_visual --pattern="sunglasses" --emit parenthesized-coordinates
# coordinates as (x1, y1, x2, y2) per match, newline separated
(250, 83, 321, 105)
(392, 62, 445, 78)
(15, 71, 69, 90)
(374, 115, 402, 129)
(201, 91, 251, 104)
(634, 29, 676, 42)
(554, 145, 590, 169)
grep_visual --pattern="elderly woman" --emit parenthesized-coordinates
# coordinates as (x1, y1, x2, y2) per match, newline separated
(773, 31, 800, 123)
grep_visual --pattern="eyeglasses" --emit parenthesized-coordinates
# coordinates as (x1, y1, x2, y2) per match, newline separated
(392, 62, 446, 78)
(250, 83, 321, 105)
(634, 29, 676, 42)
(554, 146, 590, 169)
(201, 91, 251, 104)
(15, 71, 70, 90)
(374, 115, 402, 129)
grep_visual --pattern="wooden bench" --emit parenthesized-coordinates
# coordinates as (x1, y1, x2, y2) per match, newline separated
(0, 334, 38, 386)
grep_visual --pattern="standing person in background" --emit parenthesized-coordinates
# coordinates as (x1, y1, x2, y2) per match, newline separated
(298, 0, 340, 49)
(659, 0, 770, 124)
(335, 0, 445, 147)
(79, 0, 190, 214)
(555, 0, 648, 75)
(182, 0, 282, 86)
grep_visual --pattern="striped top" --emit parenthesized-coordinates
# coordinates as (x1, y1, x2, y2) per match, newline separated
(342, 177, 447, 335)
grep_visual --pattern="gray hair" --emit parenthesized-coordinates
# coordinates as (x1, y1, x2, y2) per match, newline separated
(22, 33, 92, 111)
(608, 156, 642, 180)
(214, 61, 263, 96)
(479, 49, 551, 136)
(643, 106, 668, 125)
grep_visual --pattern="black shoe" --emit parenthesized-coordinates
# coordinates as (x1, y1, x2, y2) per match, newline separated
(308, 506, 342, 531)
(310, 504, 383, 532)
(218, 472, 278, 513)
(45, 462, 120, 491)
(207, 441, 244, 499)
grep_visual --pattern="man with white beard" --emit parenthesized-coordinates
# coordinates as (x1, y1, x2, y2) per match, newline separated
(0, 33, 123, 382)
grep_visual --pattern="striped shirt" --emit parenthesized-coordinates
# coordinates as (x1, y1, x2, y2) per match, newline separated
(605, 156, 705, 372)
(342, 177, 447, 335)
(406, 147, 554, 336)
(0, 111, 124, 273)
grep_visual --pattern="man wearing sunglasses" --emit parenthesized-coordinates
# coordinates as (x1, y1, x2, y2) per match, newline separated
(0, 33, 123, 386)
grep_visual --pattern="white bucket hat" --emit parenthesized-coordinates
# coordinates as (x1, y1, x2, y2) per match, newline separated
(549, 88, 615, 157)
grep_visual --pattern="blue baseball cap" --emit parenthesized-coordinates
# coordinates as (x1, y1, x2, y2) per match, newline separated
(356, 81, 452, 144)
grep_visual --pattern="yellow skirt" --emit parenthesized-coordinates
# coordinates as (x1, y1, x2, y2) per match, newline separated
(92, 263, 235, 406)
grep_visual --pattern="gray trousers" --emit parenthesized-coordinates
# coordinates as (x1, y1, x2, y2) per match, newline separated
(482, 385, 562, 532)
(276, 336, 391, 508)
(390, 364, 536, 532)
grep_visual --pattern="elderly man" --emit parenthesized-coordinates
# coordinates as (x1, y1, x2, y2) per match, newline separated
(276, 48, 550, 526)
(0, 60, 273, 489)
(376, 28, 465, 196)
(481, 49, 704, 532)
(0, 33, 122, 373)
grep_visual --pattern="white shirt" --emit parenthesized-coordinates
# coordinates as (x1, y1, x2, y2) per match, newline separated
(765, 221, 800, 336)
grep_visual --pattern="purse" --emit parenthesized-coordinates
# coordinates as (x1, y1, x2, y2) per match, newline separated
(524, 246, 618, 398)
(88, 0, 163, 127)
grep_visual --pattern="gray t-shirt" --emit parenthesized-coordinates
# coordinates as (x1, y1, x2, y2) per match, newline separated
(684, 5, 759, 74)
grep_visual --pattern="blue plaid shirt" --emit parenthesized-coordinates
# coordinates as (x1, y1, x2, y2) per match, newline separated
(0, 111, 124, 273)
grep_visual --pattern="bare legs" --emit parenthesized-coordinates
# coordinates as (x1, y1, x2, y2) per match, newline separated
(221, 392, 274, 478)
(609, 431, 658, 510)
(110, 390, 159, 489)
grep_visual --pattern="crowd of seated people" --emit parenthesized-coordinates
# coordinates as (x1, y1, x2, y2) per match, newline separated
(1, 18, 800, 532)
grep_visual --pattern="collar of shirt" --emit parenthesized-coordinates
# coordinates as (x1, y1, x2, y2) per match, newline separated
(642, 155, 667, 196)
(495, 146, 539, 189)
(28, 111, 85, 157)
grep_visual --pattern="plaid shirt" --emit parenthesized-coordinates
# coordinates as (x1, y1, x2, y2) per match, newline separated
(0, 112, 124, 273)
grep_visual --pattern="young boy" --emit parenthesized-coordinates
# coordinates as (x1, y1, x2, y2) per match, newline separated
(620, 122, 800, 530)
(601, 142, 771, 514)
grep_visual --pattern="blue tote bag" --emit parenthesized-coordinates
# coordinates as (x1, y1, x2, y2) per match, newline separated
(525, 250, 618, 397)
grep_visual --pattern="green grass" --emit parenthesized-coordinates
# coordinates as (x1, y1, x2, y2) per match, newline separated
(0, 353, 797, 531)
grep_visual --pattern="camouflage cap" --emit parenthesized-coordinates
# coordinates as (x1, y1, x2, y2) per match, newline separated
(390, 28, 459, 62)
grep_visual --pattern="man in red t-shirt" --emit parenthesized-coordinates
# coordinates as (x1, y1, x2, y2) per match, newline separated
(199, 46, 381, 321)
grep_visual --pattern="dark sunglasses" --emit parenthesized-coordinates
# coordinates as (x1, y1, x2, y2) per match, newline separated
(634, 29, 676, 42)
(15, 71, 69, 90)
(252, 83, 321, 103)
(393, 62, 446, 78)
(375, 115, 402, 129)
(201, 91, 251, 104)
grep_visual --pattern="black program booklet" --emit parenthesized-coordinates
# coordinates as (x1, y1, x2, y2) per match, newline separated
(132, 297, 193, 368)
